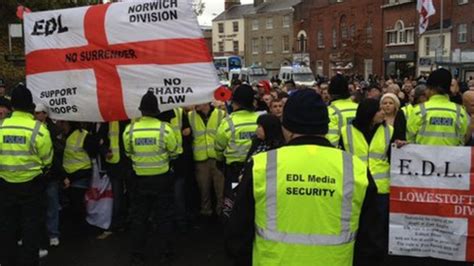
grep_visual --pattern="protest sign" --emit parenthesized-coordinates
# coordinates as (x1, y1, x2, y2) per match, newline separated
(24, 0, 219, 121)
(389, 144, 474, 262)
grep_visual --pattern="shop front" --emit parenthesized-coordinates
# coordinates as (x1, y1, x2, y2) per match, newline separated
(384, 52, 417, 79)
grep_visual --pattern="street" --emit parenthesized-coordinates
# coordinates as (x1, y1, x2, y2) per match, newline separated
(43, 216, 231, 266)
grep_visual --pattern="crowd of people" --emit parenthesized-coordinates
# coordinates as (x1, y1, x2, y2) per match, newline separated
(0, 67, 474, 266)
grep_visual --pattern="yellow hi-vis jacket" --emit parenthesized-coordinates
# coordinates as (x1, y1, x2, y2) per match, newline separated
(326, 98, 358, 147)
(189, 108, 225, 161)
(0, 111, 53, 183)
(215, 110, 258, 165)
(63, 129, 92, 174)
(407, 94, 469, 146)
(341, 124, 393, 194)
(170, 107, 184, 155)
(123, 116, 178, 176)
(252, 145, 368, 266)
(106, 121, 120, 164)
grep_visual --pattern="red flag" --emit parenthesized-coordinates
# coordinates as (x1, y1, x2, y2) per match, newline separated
(16, 5, 31, 20)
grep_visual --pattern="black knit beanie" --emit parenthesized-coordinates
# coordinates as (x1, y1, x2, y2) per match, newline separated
(282, 89, 329, 135)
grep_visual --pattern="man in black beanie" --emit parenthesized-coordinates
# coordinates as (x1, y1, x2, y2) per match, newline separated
(226, 89, 382, 266)
(123, 91, 178, 265)
(326, 74, 358, 147)
(215, 84, 259, 202)
(407, 68, 469, 146)
(0, 84, 53, 266)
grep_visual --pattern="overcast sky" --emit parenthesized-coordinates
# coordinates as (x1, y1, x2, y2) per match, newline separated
(198, 0, 253, 26)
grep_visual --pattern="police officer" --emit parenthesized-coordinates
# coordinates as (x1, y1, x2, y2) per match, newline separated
(189, 103, 226, 217)
(0, 85, 53, 266)
(407, 69, 469, 146)
(326, 74, 358, 147)
(215, 84, 259, 196)
(226, 89, 382, 266)
(124, 91, 178, 266)
(401, 84, 428, 123)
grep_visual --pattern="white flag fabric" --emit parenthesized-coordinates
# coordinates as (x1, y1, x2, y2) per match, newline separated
(85, 160, 113, 230)
(417, 0, 436, 35)
(24, 0, 219, 122)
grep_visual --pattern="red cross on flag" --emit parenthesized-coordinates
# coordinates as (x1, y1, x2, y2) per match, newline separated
(24, 1, 219, 122)
(417, 0, 436, 35)
(390, 144, 474, 262)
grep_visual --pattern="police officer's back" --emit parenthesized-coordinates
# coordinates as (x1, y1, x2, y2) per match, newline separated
(407, 69, 469, 146)
(215, 84, 259, 191)
(0, 85, 53, 266)
(226, 89, 382, 266)
(326, 75, 358, 147)
(123, 91, 178, 265)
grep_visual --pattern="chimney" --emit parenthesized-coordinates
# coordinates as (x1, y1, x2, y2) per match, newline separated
(225, 0, 241, 10)
(254, 0, 264, 6)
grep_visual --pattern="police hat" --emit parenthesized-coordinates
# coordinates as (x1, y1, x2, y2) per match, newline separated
(139, 91, 160, 115)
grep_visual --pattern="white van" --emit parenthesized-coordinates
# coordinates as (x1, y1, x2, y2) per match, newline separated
(228, 68, 241, 84)
(279, 66, 316, 87)
(239, 66, 270, 85)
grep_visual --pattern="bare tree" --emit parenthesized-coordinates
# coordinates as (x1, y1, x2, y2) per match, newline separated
(192, 0, 205, 16)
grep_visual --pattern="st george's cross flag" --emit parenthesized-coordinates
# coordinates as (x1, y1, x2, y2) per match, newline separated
(24, 0, 220, 122)
(417, 0, 436, 35)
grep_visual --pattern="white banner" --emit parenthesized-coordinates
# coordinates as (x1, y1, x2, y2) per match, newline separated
(24, 0, 219, 122)
(389, 144, 474, 262)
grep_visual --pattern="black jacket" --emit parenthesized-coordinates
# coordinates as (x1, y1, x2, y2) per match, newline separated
(225, 136, 384, 266)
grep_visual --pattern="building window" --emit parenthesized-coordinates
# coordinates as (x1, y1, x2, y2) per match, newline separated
(317, 30, 324, 48)
(266, 18, 273, 29)
(298, 32, 307, 52)
(252, 19, 259, 30)
(364, 59, 373, 81)
(282, 35, 290, 52)
(233, 21, 239, 32)
(283, 15, 290, 28)
(350, 24, 356, 39)
(265, 37, 273, 53)
(218, 41, 224, 52)
(458, 0, 468, 4)
(471, 22, 474, 42)
(218, 23, 224, 34)
(340, 16, 348, 41)
(388, 32, 397, 45)
(266, 62, 273, 69)
(425, 37, 430, 56)
(252, 38, 259, 54)
(406, 29, 414, 43)
(316, 60, 324, 76)
(332, 28, 337, 48)
(458, 24, 467, 43)
(366, 23, 373, 44)
(386, 20, 415, 45)
(233, 41, 239, 52)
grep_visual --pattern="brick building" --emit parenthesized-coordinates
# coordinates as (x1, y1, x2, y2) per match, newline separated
(445, 0, 474, 81)
(294, 0, 384, 79)
(382, 0, 418, 79)
(244, 0, 302, 76)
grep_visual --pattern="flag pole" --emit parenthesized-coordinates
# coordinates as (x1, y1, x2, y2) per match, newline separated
(439, 0, 444, 64)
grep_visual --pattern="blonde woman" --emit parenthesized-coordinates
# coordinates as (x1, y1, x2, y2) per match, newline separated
(380, 93, 400, 126)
